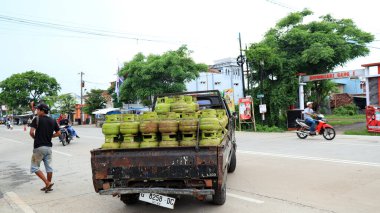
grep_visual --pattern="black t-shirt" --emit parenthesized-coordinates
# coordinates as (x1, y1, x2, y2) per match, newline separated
(59, 119, 69, 126)
(30, 116, 60, 149)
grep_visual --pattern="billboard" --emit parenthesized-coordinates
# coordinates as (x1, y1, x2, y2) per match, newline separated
(301, 69, 365, 82)
(366, 106, 380, 133)
(223, 88, 235, 113)
(238, 97, 252, 120)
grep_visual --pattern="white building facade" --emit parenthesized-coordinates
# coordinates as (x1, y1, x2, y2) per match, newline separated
(186, 58, 244, 104)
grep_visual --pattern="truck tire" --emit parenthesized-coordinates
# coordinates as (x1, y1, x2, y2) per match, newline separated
(228, 149, 236, 173)
(212, 183, 226, 205)
(120, 194, 139, 205)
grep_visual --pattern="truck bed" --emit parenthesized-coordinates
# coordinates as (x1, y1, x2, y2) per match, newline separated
(91, 143, 228, 196)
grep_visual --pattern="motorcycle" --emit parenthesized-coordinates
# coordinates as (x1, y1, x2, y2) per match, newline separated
(295, 114, 336, 140)
(59, 125, 72, 146)
(6, 121, 13, 130)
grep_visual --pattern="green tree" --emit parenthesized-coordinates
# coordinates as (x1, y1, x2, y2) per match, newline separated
(119, 45, 208, 107)
(83, 89, 107, 115)
(246, 9, 373, 126)
(0, 70, 61, 111)
(56, 93, 77, 115)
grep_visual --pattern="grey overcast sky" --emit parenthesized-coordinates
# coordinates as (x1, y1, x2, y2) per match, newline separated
(0, 0, 379, 96)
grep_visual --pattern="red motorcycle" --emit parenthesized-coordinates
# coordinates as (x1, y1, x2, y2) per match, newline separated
(295, 114, 336, 140)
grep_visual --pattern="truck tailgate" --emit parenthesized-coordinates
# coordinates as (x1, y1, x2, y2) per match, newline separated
(91, 147, 219, 192)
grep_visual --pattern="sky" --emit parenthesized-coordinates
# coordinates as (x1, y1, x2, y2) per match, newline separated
(0, 0, 379, 96)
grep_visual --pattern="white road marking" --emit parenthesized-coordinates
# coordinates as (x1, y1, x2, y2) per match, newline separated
(227, 192, 264, 204)
(0, 136, 72, 157)
(4, 191, 35, 213)
(0, 136, 25, 144)
(238, 150, 380, 167)
(52, 150, 72, 157)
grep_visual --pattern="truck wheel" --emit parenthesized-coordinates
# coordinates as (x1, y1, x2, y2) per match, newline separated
(120, 194, 139, 205)
(228, 149, 236, 173)
(212, 183, 226, 205)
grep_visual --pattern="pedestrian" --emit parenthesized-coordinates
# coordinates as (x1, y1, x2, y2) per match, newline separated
(29, 103, 61, 193)
(303, 102, 316, 135)
(23, 118, 27, 131)
(27, 117, 32, 127)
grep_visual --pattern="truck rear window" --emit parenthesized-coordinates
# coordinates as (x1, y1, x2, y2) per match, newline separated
(197, 99, 211, 105)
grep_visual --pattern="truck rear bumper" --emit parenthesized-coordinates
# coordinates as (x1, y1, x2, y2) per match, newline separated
(99, 187, 215, 196)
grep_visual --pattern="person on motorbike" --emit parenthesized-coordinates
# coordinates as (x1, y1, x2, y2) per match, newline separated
(6, 116, 13, 129)
(303, 102, 316, 135)
(59, 114, 80, 139)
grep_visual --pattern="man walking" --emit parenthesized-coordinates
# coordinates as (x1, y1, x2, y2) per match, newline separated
(29, 103, 60, 193)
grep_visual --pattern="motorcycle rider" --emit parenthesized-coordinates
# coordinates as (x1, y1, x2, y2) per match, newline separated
(303, 102, 316, 135)
(59, 114, 80, 139)
(6, 116, 13, 129)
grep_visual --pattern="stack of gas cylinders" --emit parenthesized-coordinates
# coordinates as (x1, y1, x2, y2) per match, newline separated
(101, 95, 228, 149)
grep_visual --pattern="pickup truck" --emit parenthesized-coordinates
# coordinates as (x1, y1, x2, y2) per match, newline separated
(90, 90, 237, 207)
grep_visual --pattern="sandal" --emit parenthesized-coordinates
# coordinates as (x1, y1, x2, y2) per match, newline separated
(40, 187, 53, 191)
(45, 183, 54, 193)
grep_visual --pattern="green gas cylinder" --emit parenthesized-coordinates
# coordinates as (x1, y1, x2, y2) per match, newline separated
(139, 112, 158, 134)
(102, 114, 121, 135)
(179, 111, 198, 132)
(199, 138, 221, 146)
(216, 109, 228, 128)
(171, 95, 190, 113)
(184, 95, 199, 112)
(120, 114, 139, 135)
(199, 109, 221, 131)
(155, 97, 171, 114)
(158, 112, 179, 133)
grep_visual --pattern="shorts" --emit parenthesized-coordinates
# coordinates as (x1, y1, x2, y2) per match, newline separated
(30, 146, 53, 173)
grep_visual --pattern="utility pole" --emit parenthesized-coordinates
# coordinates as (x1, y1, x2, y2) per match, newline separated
(238, 33, 246, 97)
(79, 72, 85, 125)
(245, 45, 250, 91)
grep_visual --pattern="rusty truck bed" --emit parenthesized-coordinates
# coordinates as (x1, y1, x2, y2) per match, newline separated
(91, 143, 227, 196)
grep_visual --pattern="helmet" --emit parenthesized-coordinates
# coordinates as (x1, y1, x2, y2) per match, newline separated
(306, 102, 313, 106)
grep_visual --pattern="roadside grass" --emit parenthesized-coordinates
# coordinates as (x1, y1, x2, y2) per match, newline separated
(238, 123, 285, 132)
(325, 114, 366, 126)
(344, 127, 380, 136)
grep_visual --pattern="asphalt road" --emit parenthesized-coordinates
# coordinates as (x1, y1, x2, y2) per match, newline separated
(1, 125, 380, 213)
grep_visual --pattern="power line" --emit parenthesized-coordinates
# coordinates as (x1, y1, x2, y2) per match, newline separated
(0, 14, 182, 45)
(264, 0, 295, 11)
(83, 80, 109, 85)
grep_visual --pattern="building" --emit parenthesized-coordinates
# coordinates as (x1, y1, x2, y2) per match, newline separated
(186, 58, 244, 104)
(331, 77, 366, 109)
(332, 78, 365, 94)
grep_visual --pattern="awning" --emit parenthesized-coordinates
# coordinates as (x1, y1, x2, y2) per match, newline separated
(92, 108, 120, 115)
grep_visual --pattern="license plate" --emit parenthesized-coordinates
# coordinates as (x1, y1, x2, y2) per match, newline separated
(139, 193, 176, 209)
